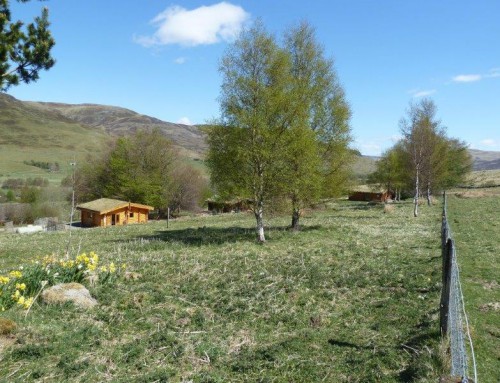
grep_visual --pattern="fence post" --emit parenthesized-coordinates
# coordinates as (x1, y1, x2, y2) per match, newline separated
(440, 238, 453, 335)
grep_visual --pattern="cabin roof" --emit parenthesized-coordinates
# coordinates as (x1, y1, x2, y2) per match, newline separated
(76, 198, 154, 214)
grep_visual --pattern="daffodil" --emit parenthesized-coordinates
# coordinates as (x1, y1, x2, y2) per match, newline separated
(15, 283, 26, 291)
(22, 297, 34, 309)
(0, 276, 10, 284)
(9, 270, 22, 279)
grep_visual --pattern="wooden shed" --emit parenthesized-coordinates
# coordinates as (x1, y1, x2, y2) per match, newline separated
(77, 198, 154, 228)
(348, 186, 394, 203)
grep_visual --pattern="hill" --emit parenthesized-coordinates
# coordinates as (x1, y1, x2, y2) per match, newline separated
(0, 93, 109, 181)
(27, 101, 207, 159)
(469, 148, 500, 170)
(2, 93, 499, 183)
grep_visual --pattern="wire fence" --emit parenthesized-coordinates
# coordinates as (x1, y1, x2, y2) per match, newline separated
(440, 192, 477, 382)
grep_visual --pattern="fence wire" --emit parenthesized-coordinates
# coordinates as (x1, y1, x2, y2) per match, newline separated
(441, 193, 477, 382)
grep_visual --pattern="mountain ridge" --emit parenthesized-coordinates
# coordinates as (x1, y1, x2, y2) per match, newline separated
(1, 93, 499, 174)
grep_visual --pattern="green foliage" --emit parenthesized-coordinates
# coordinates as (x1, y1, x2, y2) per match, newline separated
(0, 0, 55, 91)
(370, 99, 472, 206)
(207, 21, 352, 237)
(76, 129, 176, 212)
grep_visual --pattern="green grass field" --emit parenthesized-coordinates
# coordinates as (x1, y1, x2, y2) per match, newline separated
(0, 200, 449, 382)
(446, 192, 500, 381)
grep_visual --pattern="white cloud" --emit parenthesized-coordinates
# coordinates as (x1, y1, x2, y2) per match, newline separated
(174, 57, 187, 64)
(411, 89, 436, 98)
(135, 2, 250, 47)
(452, 74, 482, 83)
(480, 138, 497, 147)
(177, 117, 193, 125)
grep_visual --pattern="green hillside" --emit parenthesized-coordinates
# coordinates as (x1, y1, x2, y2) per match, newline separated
(0, 93, 110, 183)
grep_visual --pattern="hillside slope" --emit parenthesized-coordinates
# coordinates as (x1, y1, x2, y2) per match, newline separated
(469, 149, 500, 170)
(28, 101, 207, 158)
(0, 93, 110, 179)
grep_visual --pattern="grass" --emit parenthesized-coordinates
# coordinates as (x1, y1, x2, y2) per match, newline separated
(0, 200, 447, 382)
(446, 192, 500, 382)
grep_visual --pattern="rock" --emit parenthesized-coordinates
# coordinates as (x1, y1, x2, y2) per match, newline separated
(41, 282, 97, 309)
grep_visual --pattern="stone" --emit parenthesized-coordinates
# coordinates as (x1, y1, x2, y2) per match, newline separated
(41, 282, 97, 309)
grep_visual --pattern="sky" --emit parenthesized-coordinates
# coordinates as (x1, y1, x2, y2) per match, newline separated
(7, 0, 500, 156)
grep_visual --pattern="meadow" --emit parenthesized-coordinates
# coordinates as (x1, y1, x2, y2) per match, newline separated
(0, 199, 451, 382)
(446, 191, 500, 381)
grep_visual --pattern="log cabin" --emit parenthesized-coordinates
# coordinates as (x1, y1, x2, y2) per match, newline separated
(77, 198, 154, 228)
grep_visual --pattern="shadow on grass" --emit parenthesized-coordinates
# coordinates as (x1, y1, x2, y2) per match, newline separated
(132, 224, 322, 246)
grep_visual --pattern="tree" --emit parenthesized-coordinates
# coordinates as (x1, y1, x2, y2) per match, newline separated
(169, 164, 210, 213)
(1, 0, 55, 91)
(207, 22, 294, 242)
(368, 143, 409, 201)
(75, 129, 177, 215)
(282, 22, 352, 230)
(400, 99, 444, 217)
(372, 99, 472, 214)
(207, 21, 352, 239)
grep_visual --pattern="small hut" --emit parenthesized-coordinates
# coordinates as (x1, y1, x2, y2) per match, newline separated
(348, 186, 394, 203)
(77, 198, 154, 228)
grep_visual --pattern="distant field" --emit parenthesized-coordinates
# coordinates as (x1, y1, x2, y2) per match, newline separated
(0, 200, 447, 382)
(446, 193, 500, 381)
(466, 169, 500, 188)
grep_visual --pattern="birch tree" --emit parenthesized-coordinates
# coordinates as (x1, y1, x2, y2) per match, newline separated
(206, 22, 293, 242)
(400, 99, 442, 216)
(282, 22, 352, 230)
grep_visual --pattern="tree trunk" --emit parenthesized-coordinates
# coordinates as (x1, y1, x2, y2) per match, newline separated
(255, 206, 266, 243)
(414, 169, 419, 217)
(291, 208, 300, 231)
(426, 180, 432, 206)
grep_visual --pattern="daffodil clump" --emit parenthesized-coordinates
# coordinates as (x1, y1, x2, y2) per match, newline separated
(0, 252, 125, 312)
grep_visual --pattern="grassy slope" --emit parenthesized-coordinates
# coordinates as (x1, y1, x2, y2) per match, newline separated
(0, 200, 445, 382)
(446, 193, 500, 382)
(0, 94, 109, 184)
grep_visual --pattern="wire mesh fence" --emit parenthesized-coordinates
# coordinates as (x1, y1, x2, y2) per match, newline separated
(440, 192, 477, 382)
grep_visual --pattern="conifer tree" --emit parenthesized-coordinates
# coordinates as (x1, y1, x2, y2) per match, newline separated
(0, 0, 55, 91)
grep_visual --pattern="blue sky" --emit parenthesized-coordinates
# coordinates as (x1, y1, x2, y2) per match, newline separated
(7, 0, 500, 155)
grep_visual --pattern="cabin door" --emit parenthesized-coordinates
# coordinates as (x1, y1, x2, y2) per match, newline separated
(112, 214, 119, 225)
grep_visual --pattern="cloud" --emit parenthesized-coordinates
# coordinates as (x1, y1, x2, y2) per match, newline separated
(452, 74, 482, 83)
(174, 57, 187, 64)
(480, 138, 497, 147)
(177, 117, 193, 125)
(135, 2, 250, 47)
(410, 89, 436, 98)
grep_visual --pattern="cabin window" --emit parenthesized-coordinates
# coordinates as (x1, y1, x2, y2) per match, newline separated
(129, 212, 134, 218)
